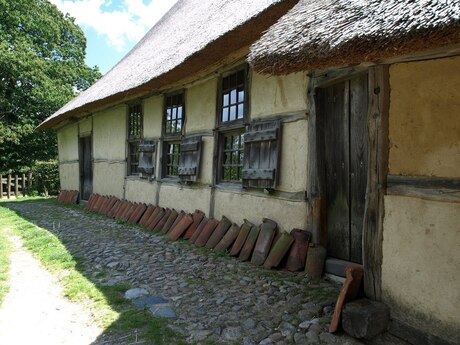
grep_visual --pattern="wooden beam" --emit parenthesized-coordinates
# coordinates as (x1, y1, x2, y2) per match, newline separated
(7, 174, 11, 199)
(387, 175, 460, 203)
(22, 173, 26, 196)
(362, 65, 390, 301)
(306, 78, 323, 245)
(14, 175, 18, 197)
(387, 175, 460, 189)
(28, 172, 32, 195)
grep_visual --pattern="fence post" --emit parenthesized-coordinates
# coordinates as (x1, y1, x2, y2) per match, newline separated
(22, 173, 26, 197)
(28, 172, 32, 194)
(0, 174, 3, 199)
(15, 175, 19, 197)
(7, 174, 11, 199)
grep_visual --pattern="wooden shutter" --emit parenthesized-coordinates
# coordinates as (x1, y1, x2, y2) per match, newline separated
(178, 135, 202, 182)
(243, 120, 281, 189)
(138, 140, 156, 178)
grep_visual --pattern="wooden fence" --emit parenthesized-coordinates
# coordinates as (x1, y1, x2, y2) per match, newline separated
(0, 173, 33, 199)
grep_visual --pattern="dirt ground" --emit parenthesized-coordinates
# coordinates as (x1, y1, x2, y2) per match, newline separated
(0, 235, 102, 345)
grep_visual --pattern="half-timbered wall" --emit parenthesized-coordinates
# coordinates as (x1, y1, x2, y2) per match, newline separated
(57, 123, 79, 191)
(382, 56, 460, 344)
(92, 105, 127, 198)
(56, 70, 310, 233)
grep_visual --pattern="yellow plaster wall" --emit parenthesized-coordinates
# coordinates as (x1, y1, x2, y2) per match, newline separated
(389, 57, 460, 177)
(92, 162, 125, 198)
(198, 136, 214, 185)
(158, 184, 212, 215)
(251, 72, 308, 119)
(59, 163, 79, 191)
(93, 105, 127, 161)
(186, 78, 217, 132)
(277, 120, 308, 192)
(78, 117, 92, 136)
(382, 195, 460, 343)
(214, 190, 307, 232)
(57, 124, 78, 162)
(125, 179, 157, 204)
(144, 95, 163, 138)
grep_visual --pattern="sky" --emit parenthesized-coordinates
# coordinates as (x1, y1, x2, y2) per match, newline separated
(50, 0, 178, 74)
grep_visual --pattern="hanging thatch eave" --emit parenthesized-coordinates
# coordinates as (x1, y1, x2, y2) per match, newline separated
(248, 0, 460, 75)
(38, 0, 298, 130)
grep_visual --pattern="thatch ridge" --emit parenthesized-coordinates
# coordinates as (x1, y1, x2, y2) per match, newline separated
(248, 0, 460, 74)
(39, 0, 298, 130)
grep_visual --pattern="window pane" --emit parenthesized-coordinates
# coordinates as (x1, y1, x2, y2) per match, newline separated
(237, 104, 244, 119)
(223, 93, 229, 106)
(172, 107, 177, 120)
(230, 89, 237, 104)
(237, 70, 245, 84)
(229, 73, 237, 87)
(166, 108, 171, 120)
(222, 107, 229, 122)
(238, 89, 244, 103)
(177, 106, 183, 119)
(176, 119, 182, 131)
(230, 105, 236, 121)
(222, 76, 229, 91)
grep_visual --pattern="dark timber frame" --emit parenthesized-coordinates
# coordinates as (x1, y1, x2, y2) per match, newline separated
(127, 103, 143, 176)
(307, 65, 389, 300)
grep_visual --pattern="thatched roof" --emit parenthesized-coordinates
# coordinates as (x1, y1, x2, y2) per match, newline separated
(39, 0, 297, 130)
(249, 0, 460, 74)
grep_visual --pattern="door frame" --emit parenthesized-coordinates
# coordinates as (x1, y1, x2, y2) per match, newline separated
(79, 134, 93, 201)
(306, 65, 390, 301)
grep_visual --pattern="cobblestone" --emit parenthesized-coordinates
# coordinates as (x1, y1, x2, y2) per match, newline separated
(7, 201, 366, 345)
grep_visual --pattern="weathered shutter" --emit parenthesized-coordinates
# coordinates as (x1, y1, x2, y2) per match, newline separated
(178, 135, 202, 182)
(243, 120, 281, 189)
(138, 140, 156, 178)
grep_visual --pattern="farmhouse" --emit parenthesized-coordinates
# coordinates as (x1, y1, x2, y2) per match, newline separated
(40, 0, 460, 344)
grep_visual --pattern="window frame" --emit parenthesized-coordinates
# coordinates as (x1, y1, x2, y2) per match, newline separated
(215, 65, 250, 185)
(162, 140, 181, 179)
(127, 103, 143, 176)
(217, 129, 246, 184)
(163, 90, 185, 138)
(217, 65, 249, 129)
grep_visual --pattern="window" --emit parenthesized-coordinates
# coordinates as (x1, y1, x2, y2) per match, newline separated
(221, 132, 244, 182)
(217, 66, 248, 184)
(220, 69, 246, 123)
(162, 92, 185, 179)
(164, 142, 180, 177)
(164, 93, 184, 135)
(127, 104, 142, 175)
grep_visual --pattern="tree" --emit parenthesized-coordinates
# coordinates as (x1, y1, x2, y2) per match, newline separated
(0, 0, 101, 173)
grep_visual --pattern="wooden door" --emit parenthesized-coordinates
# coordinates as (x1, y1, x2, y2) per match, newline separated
(319, 74, 368, 264)
(79, 136, 92, 200)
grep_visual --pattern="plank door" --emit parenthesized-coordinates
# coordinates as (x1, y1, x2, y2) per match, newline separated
(79, 136, 93, 201)
(319, 74, 368, 264)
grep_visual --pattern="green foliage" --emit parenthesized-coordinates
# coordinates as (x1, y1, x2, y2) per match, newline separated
(30, 160, 60, 196)
(0, 0, 101, 173)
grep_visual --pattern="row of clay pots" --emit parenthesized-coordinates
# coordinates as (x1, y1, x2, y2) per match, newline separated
(56, 190, 79, 205)
(83, 193, 314, 272)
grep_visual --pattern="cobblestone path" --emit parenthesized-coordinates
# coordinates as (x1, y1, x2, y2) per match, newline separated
(6, 201, 369, 345)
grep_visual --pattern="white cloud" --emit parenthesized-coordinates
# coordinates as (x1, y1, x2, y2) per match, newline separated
(50, 0, 178, 51)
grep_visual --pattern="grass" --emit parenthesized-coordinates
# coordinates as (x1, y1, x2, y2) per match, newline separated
(0, 226, 12, 307)
(0, 204, 186, 344)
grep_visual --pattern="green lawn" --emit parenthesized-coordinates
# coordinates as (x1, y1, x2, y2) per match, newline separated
(0, 202, 186, 344)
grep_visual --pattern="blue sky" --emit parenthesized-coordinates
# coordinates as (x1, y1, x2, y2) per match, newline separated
(50, 0, 178, 74)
